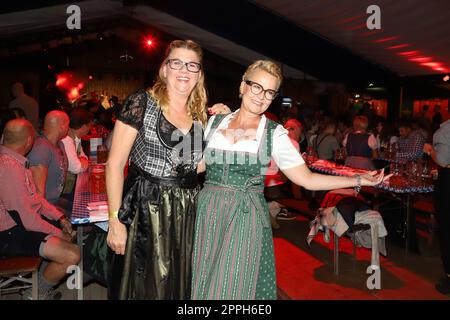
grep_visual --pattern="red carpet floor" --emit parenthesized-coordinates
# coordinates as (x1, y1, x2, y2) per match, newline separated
(273, 213, 450, 300)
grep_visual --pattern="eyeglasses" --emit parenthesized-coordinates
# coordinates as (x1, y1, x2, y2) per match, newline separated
(166, 59, 202, 73)
(244, 80, 278, 100)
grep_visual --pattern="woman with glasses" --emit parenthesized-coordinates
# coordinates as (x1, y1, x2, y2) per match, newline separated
(191, 60, 389, 300)
(106, 39, 228, 299)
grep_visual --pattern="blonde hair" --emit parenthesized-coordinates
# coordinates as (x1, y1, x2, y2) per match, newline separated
(353, 115, 369, 131)
(149, 40, 208, 125)
(242, 60, 283, 88)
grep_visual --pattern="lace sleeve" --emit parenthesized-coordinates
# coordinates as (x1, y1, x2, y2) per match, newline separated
(116, 89, 148, 130)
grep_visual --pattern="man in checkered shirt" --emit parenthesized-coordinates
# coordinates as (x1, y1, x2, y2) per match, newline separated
(0, 119, 80, 299)
(396, 120, 426, 162)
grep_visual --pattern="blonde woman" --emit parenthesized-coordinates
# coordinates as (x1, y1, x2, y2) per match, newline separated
(342, 115, 378, 170)
(106, 40, 228, 299)
(191, 60, 388, 300)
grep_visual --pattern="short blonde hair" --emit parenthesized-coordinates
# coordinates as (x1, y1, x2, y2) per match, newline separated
(353, 115, 368, 131)
(242, 60, 283, 89)
(150, 40, 208, 125)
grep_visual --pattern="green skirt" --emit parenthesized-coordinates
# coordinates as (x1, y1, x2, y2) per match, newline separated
(191, 184, 276, 300)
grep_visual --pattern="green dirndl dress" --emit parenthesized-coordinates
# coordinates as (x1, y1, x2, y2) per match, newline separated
(191, 115, 278, 300)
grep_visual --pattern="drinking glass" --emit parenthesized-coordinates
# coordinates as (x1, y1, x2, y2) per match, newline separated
(335, 148, 345, 166)
(97, 145, 109, 164)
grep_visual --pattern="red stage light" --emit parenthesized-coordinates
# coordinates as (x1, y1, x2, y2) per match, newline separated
(443, 75, 449, 82)
(68, 87, 79, 100)
(56, 76, 67, 87)
(77, 82, 84, 89)
(88, 75, 93, 80)
(144, 36, 155, 48)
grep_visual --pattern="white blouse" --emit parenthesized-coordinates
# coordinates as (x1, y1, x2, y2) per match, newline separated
(61, 135, 88, 174)
(204, 111, 305, 170)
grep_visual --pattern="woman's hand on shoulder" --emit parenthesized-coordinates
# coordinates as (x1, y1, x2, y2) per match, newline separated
(208, 103, 231, 115)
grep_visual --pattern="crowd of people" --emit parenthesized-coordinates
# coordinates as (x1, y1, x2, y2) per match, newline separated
(0, 38, 449, 300)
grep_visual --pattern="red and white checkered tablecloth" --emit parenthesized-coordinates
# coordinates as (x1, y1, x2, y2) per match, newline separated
(308, 158, 433, 194)
(71, 171, 108, 225)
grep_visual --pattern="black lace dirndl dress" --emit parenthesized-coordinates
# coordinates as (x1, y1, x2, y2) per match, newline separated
(108, 89, 204, 299)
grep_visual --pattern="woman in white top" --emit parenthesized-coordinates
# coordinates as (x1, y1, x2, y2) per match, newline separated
(191, 60, 389, 300)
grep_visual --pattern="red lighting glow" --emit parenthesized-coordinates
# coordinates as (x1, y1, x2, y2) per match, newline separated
(421, 62, 442, 68)
(397, 50, 420, 56)
(387, 44, 410, 50)
(143, 36, 157, 50)
(67, 87, 79, 100)
(144, 36, 155, 48)
(373, 36, 399, 43)
(443, 75, 449, 82)
(56, 76, 67, 87)
(88, 75, 93, 80)
(408, 57, 432, 63)
(77, 82, 84, 90)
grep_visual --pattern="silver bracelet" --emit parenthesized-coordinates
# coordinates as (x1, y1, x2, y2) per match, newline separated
(354, 174, 361, 193)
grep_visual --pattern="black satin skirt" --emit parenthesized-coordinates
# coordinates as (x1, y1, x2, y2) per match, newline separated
(108, 165, 200, 300)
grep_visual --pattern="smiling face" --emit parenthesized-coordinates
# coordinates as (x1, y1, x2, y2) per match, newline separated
(239, 69, 280, 116)
(162, 48, 201, 98)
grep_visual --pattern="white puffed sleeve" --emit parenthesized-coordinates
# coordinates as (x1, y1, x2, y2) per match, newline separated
(271, 125, 305, 170)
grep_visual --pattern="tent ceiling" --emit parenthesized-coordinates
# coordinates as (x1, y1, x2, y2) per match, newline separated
(0, 0, 313, 79)
(0, 0, 448, 81)
(253, 0, 450, 76)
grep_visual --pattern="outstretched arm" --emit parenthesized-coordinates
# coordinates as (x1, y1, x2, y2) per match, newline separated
(282, 164, 389, 191)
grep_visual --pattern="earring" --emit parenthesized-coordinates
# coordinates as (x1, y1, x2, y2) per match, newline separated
(239, 92, 243, 98)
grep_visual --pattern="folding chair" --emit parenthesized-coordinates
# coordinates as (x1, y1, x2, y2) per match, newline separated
(333, 223, 371, 275)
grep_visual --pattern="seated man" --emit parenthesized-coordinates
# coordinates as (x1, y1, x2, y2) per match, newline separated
(0, 119, 80, 299)
(264, 119, 302, 228)
(27, 110, 69, 212)
(61, 108, 92, 195)
(314, 120, 339, 161)
(396, 120, 426, 162)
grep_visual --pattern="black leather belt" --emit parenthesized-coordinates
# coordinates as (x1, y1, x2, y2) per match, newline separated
(128, 164, 198, 189)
